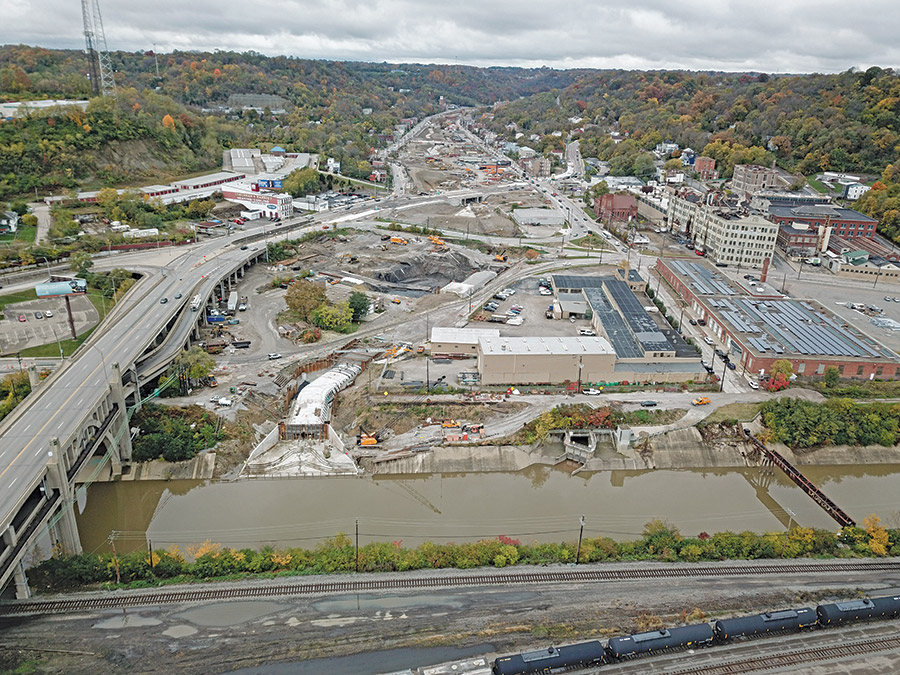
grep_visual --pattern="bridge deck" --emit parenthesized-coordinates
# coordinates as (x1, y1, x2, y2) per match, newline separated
(745, 431, 856, 528)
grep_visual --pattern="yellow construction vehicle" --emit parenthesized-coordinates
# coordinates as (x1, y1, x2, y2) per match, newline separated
(494, 252, 508, 262)
(357, 427, 379, 446)
(441, 419, 460, 428)
(341, 253, 359, 263)
(390, 236, 408, 245)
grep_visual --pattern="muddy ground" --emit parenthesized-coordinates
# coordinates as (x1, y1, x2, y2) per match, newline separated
(1, 562, 897, 674)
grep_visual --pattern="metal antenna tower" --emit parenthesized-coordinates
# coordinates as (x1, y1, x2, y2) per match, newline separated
(80, 0, 117, 100)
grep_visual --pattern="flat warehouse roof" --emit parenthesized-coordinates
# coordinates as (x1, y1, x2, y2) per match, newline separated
(662, 259, 898, 362)
(479, 336, 614, 355)
(431, 327, 500, 344)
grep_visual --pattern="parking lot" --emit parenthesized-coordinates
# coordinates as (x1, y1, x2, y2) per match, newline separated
(470, 274, 604, 338)
(0, 295, 96, 353)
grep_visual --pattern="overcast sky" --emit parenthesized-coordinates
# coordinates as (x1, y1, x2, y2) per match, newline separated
(4, 0, 900, 73)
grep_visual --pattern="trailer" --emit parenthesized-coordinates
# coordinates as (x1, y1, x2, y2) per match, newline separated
(227, 291, 239, 315)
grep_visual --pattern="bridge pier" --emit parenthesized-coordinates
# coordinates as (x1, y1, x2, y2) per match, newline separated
(27, 364, 40, 388)
(46, 439, 82, 556)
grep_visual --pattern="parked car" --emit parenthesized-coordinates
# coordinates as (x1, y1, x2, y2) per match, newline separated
(747, 379, 760, 389)
(582, 388, 602, 395)
(267, 353, 282, 360)
(17, 314, 26, 322)
(44, 310, 53, 318)
(689, 318, 698, 326)
(727, 361, 737, 370)
(697, 319, 707, 326)
(704, 336, 715, 345)
(33, 311, 43, 319)
(692, 397, 711, 406)
(715, 348, 726, 358)
(578, 329, 596, 336)
(640, 401, 658, 407)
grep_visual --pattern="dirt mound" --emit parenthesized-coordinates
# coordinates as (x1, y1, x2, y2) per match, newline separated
(369, 250, 480, 286)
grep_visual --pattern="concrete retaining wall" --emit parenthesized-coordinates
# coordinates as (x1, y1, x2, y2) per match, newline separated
(369, 445, 556, 474)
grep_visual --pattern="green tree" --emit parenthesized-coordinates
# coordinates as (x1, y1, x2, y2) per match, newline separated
(284, 281, 327, 321)
(310, 301, 353, 332)
(348, 291, 370, 322)
(69, 251, 93, 276)
(20, 213, 38, 228)
(282, 167, 323, 197)
(824, 366, 840, 388)
(171, 346, 216, 380)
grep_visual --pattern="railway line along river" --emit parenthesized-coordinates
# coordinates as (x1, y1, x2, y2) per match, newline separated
(74, 463, 900, 555)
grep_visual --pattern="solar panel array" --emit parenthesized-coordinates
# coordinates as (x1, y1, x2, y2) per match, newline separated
(551, 274, 607, 290)
(583, 287, 643, 358)
(670, 260, 736, 296)
(604, 280, 671, 352)
(722, 298, 883, 358)
(669, 260, 896, 361)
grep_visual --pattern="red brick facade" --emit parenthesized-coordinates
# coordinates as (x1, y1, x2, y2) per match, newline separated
(594, 193, 637, 223)
(655, 258, 900, 380)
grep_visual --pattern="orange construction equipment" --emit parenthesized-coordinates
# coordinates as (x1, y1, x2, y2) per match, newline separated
(390, 237, 408, 245)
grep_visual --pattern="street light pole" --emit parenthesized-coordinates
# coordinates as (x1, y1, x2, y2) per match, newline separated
(575, 515, 585, 565)
(720, 357, 728, 392)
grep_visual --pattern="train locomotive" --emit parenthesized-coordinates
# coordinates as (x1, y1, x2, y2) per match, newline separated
(491, 594, 900, 675)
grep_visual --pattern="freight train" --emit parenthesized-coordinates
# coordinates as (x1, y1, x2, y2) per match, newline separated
(492, 594, 900, 674)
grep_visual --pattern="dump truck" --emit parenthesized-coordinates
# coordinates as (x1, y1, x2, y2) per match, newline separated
(390, 236, 408, 245)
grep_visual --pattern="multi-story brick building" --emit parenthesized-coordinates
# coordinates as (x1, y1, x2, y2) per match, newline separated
(693, 156, 718, 180)
(667, 193, 777, 268)
(731, 164, 781, 195)
(776, 223, 831, 257)
(768, 204, 877, 239)
(594, 193, 637, 223)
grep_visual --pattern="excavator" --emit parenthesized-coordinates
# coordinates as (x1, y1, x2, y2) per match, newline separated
(494, 250, 508, 262)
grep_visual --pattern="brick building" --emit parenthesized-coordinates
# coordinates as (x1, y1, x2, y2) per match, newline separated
(594, 193, 637, 223)
(768, 204, 877, 239)
(693, 156, 718, 180)
(731, 164, 781, 195)
(656, 258, 900, 380)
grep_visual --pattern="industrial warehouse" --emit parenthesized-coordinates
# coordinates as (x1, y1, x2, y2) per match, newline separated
(456, 272, 708, 385)
(656, 258, 900, 379)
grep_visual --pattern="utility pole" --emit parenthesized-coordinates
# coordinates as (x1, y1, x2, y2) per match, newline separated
(575, 515, 585, 564)
(355, 519, 359, 573)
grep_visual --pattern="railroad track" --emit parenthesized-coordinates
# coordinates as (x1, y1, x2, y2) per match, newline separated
(668, 633, 900, 674)
(2, 560, 898, 616)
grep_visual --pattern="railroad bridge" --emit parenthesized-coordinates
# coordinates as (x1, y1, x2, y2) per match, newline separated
(1, 246, 266, 597)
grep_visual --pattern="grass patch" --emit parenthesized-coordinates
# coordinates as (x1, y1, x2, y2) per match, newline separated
(806, 176, 831, 194)
(0, 288, 39, 318)
(620, 408, 687, 425)
(0, 224, 37, 243)
(811, 379, 900, 399)
(703, 402, 763, 424)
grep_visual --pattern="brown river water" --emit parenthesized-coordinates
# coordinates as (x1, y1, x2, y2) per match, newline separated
(75, 464, 900, 554)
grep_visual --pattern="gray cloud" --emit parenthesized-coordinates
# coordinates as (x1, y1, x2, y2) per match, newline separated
(2, 0, 899, 72)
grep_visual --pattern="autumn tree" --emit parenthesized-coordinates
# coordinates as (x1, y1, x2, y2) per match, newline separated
(864, 514, 889, 556)
(309, 301, 353, 332)
(770, 359, 794, 379)
(162, 114, 176, 131)
(284, 281, 326, 320)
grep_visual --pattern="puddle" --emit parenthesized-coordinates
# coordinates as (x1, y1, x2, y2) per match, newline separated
(173, 600, 287, 627)
(163, 624, 198, 638)
(314, 591, 536, 615)
(93, 614, 162, 629)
